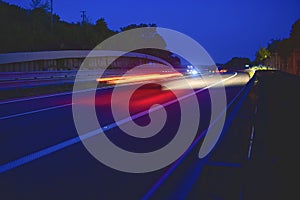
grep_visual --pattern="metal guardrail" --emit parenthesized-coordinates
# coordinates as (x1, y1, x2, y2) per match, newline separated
(0, 71, 77, 81)
(0, 70, 94, 91)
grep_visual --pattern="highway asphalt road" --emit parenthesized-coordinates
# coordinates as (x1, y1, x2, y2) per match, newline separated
(0, 72, 251, 199)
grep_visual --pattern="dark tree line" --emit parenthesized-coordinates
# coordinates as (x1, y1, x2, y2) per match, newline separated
(266, 19, 300, 58)
(253, 18, 300, 65)
(0, 1, 181, 67)
(0, 1, 117, 53)
(222, 18, 300, 70)
(222, 57, 251, 70)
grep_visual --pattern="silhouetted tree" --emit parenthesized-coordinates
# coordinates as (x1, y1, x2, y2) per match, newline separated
(95, 18, 116, 43)
(223, 57, 251, 70)
(0, 1, 117, 53)
(120, 23, 156, 32)
(267, 39, 282, 53)
(255, 47, 271, 64)
(255, 18, 300, 65)
(290, 19, 300, 49)
(0, 0, 180, 68)
(30, 0, 49, 11)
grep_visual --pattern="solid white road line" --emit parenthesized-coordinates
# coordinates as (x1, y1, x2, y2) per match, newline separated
(0, 73, 238, 120)
(0, 73, 211, 105)
(0, 73, 239, 174)
(247, 126, 255, 159)
(0, 103, 73, 120)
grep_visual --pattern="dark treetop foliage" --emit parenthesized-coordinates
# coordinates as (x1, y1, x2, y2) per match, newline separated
(0, 1, 119, 53)
(222, 18, 300, 68)
(223, 57, 251, 70)
(265, 18, 300, 59)
(0, 1, 181, 66)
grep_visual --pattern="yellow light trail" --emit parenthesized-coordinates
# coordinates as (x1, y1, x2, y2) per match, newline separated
(96, 73, 183, 84)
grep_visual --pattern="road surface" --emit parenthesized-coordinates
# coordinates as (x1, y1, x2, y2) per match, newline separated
(0, 72, 252, 199)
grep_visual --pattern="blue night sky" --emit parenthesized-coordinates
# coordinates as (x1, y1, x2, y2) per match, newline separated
(3, 0, 300, 64)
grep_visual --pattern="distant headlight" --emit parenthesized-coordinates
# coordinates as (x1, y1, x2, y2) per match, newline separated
(186, 69, 198, 75)
(191, 70, 198, 75)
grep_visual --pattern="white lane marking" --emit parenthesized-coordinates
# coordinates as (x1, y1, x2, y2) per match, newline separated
(254, 105, 258, 115)
(0, 73, 238, 120)
(0, 73, 212, 105)
(0, 104, 73, 120)
(0, 87, 103, 105)
(141, 76, 250, 200)
(203, 72, 238, 89)
(0, 76, 175, 105)
(247, 126, 255, 159)
(0, 72, 239, 174)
